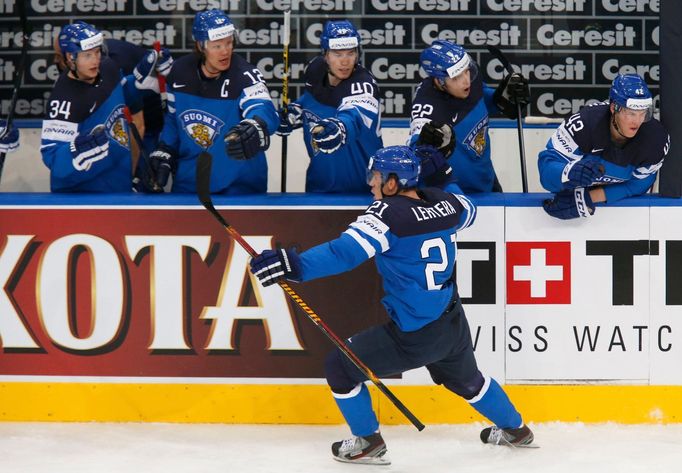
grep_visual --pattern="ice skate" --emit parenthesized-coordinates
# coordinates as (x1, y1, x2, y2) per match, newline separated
(480, 424, 537, 448)
(331, 432, 390, 465)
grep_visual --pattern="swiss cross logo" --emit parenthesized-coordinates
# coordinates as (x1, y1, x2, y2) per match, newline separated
(506, 242, 571, 304)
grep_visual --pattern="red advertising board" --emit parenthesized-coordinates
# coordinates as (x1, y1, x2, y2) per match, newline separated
(0, 206, 385, 378)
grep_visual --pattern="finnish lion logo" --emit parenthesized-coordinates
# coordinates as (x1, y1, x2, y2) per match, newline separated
(180, 110, 225, 150)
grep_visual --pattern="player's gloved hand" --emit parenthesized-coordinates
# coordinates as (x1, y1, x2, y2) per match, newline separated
(415, 145, 454, 188)
(132, 164, 164, 193)
(562, 156, 605, 189)
(416, 121, 455, 158)
(154, 47, 173, 77)
(134, 48, 173, 92)
(249, 247, 302, 287)
(493, 72, 530, 119)
(70, 127, 109, 171)
(312, 118, 346, 154)
(149, 143, 178, 187)
(276, 103, 303, 136)
(0, 120, 20, 154)
(225, 117, 270, 160)
(543, 188, 595, 220)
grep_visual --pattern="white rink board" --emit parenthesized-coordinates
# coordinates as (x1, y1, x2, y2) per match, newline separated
(505, 206, 652, 381)
(649, 207, 682, 385)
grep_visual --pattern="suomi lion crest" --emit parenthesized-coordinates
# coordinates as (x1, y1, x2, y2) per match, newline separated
(180, 110, 225, 150)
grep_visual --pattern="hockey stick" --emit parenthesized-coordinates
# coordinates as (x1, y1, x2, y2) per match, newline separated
(123, 107, 162, 192)
(0, 1, 31, 184)
(487, 45, 529, 192)
(152, 41, 167, 110)
(280, 9, 291, 192)
(195, 151, 425, 432)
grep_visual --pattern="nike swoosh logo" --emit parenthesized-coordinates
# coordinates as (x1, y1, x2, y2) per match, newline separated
(452, 114, 458, 123)
(89, 102, 97, 113)
(172, 82, 186, 88)
(591, 148, 604, 153)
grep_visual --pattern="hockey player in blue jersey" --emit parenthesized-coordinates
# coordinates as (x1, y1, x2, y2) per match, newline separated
(52, 32, 172, 193)
(540, 73, 669, 219)
(277, 20, 383, 193)
(149, 10, 278, 194)
(408, 40, 530, 194)
(249, 145, 534, 464)
(41, 22, 145, 193)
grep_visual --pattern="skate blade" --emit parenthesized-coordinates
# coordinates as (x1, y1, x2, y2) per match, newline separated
(498, 438, 540, 449)
(333, 454, 391, 465)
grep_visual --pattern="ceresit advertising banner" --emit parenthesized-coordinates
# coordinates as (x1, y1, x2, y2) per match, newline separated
(0, 0, 659, 120)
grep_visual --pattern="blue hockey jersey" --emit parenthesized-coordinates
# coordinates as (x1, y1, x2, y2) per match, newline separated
(298, 188, 476, 332)
(40, 57, 140, 193)
(160, 53, 278, 194)
(408, 76, 499, 194)
(294, 56, 383, 194)
(538, 103, 669, 202)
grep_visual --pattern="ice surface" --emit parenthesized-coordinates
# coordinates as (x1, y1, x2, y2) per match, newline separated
(0, 422, 680, 472)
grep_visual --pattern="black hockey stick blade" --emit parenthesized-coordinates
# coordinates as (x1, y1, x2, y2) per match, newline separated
(196, 151, 231, 229)
(486, 45, 514, 75)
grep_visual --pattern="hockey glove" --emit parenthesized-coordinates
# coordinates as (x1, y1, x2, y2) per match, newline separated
(312, 118, 346, 154)
(132, 163, 164, 193)
(543, 188, 595, 220)
(493, 72, 530, 120)
(415, 145, 454, 188)
(417, 121, 455, 158)
(276, 103, 303, 136)
(226, 117, 270, 160)
(134, 48, 173, 92)
(562, 156, 605, 189)
(149, 143, 178, 187)
(250, 248, 302, 287)
(70, 127, 109, 171)
(155, 47, 173, 77)
(0, 120, 19, 154)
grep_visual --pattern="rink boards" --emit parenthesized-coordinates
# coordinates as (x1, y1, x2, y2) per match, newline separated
(0, 193, 681, 423)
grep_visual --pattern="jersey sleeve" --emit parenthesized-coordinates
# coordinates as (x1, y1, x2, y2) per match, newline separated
(40, 119, 115, 187)
(120, 74, 143, 114)
(334, 73, 382, 143)
(299, 209, 395, 281)
(238, 69, 279, 135)
(602, 133, 669, 202)
(537, 112, 592, 192)
(452, 193, 477, 231)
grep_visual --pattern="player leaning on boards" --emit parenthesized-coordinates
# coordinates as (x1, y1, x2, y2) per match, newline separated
(540, 73, 670, 219)
(277, 20, 383, 193)
(249, 145, 534, 465)
(408, 40, 530, 194)
(40, 22, 148, 192)
(149, 9, 278, 194)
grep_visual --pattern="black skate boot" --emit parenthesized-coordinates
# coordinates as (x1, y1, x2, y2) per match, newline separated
(331, 432, 390, 465)
(480, 424, 536, 448)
